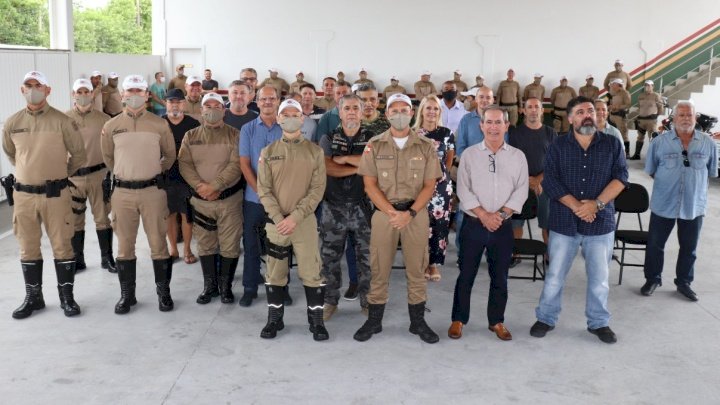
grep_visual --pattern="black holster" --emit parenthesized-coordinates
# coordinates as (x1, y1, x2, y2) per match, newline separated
(265, 239, 292, 260)
(154, 172, 169, 190)
(45, 179, 64, 198)
(102, 172, 113, 203)
(0, 174, 15, 206)
(185, 195, 194, 223)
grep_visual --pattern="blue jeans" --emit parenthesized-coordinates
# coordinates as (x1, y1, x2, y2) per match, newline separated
(242, 200, 266, 293)
(535, 231, 614, 329)
(643, 212, 703, 286)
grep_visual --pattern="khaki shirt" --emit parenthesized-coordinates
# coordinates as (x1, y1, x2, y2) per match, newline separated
(257, 136, 326, 224)
(452, 79, 469, 92)
(383, 85, 407, 100)
(357, 130, 441, 202)
(168, 74, 187, 93)
(354, 78, 375, 87)
(413, 81, 437, 99)
(101, 110, 176, 181)
(2, 104, 86, 185)
(178, 124, 242, 192)
(314, 96, 336, 111)
(496, 80, 521, 105)
(550, 86, 577, 109)
(523, 83, 546, 101)
(259, 77, 290, 94)
(92, 87, 104, 112)
(101, 85, 123, 116)
(578, 85, 600, 101)
(603, 70, 632, 91)
(609, 88, 631, 111)
(637, 91, 664, 117)
(183, 97, 203, 121)
(65, 107, 111, 169)
(289, 80, 309, 95)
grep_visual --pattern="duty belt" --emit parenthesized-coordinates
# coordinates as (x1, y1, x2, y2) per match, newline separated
(14, 178, 69, 197)
(190, 180, 242, 201)
(388, 200, 415, 211)
(610, 110, 628, 116)
(500, 102, 518, 107)
(637, 114, 658, 120)
(72, 162, 107, 177)
(114, 177, 158, 189)
(553, 106, 567, 111)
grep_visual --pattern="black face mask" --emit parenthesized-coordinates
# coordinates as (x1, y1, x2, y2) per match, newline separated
(442, 90, 457, 101)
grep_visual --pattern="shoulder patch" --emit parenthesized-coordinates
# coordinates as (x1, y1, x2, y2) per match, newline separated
(10, 128, 29, 134)
(363, 144, 372, 154)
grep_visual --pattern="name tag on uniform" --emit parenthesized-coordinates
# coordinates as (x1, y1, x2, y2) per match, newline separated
(410, 156, 424, 161)
(267, 155, 285, 161)
(112, 128, 128, 135)
(10, 128, 29, 134)
(376, 155, 394, 160)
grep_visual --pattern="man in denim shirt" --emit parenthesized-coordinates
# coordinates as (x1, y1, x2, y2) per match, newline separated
(531, 96, 628, 344)
(640, 101, 718, 301)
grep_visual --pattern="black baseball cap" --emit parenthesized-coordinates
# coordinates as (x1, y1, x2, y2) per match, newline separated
(165, 88, 185, 100)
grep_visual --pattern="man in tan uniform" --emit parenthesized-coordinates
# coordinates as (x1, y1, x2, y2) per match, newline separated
(354, 68, 375, 87)
(3, 71, 87, 319)
(496, 69, 522, 126)
(167, 64, 187, 94)
(102, 72, 123, 117)
(314, 77, 337, 111)
(452, 69, 469, 93)
(354, 93, 442, 344)
(256, 98, 328, 341)
(414, 71, 437, 100)
(608, 78, 632, 156)
(90, 70, 104, 112)
(178, 93, 243, 305)
(289, 71, 309, 95)
(260, 68, 290, 96)
(579, 74, 600, 101)
(383, 76, 407, 101)
(603, 59, 633, 92)
(101, 74, 176, 315)
(183, 76, 203, 121)
(524, 73, 546, 102)
(550, 76, 578, 133)
(66, 78, 116, 274)
(631, 80, 664, 160)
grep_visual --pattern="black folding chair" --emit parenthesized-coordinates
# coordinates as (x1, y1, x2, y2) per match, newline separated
(510, 191, 546, 281)
(613, 183, 650, 285)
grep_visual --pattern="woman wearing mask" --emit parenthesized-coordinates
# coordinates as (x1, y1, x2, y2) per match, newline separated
(150, 72, 167, 116)
(413, 95, 455, 282)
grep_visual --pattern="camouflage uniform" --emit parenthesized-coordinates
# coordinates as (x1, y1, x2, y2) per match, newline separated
(361, 115, 391, 136)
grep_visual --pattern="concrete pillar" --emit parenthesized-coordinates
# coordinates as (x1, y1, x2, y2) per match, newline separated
(48, 0, 74, 50)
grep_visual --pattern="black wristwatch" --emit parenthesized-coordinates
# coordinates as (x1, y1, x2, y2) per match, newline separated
(408, 208, 417, 217)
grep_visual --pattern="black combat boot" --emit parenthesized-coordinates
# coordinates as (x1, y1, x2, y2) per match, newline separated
(282, 284, 293, 306)
(55, 259, 81, 317)
(304, 285, 329, 341)
(260, 284, 285, 339)
(12, 260, 45, 319)
(629, 141, 644, 160)
(71, 231, 86, 271)
(408, 302, 439, 344)
(97, 228, 117, 273)
(196, 254, 219, 304)
(353, 303, 385, 342)
(154, 258, 174, 312)
(114, 259, 137, 314)
(623, 142, 630, 159)
(219, 256, 239, 304)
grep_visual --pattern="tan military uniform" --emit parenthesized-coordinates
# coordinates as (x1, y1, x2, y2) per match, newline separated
(413, 81, 437, 99)
(289, 80, 309, 95)
(92, 87, 104, 112)
(550, 86, 578, 133)
(2, 104, 86, 260)
(260, 77, 290, 95)
(66, 107, 112, 232)
(102, 85, 123, 116)
(603, 70, 633, 92)
(167, 74, 187, 94)
(257, 136, 326, 288)
(354, 78, 375, 87)
(183, 97, 203, 121)
(608, 87, 631, 142)
(523, 83, 546, 101)
(178, 124, 243, 258)
(314, 96, 336, 111)
(452, 79, 469, 92)
(578, 84, 600, 101)
(101, 110, 176, 260)
(383, 85, 407, 100)
(357, 130, 442, 305)
(496, 80, 521, 125)
(635, 91, 663, 142)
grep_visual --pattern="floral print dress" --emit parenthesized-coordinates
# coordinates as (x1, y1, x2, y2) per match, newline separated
(418, 126, 455, 266)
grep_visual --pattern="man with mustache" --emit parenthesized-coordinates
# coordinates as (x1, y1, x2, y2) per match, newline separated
(531, 96, 628, 344)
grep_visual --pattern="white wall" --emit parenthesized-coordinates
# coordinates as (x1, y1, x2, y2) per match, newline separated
(156, 0, 719, 92)
(72, 52, 163, 89)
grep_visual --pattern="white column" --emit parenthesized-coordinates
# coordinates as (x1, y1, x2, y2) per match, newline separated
(48, 0, 74, 50)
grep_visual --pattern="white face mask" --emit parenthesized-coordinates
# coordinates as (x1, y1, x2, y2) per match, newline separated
(24, 88, 46, 105)
(387, 113, 412, 130)
(159, 77, 166, 83)
(124, 95, 146, 109)
(75, 94, 93, 107)
(279, 117, 303, 133)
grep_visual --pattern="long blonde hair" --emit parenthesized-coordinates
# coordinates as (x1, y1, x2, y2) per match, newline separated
(412, 95, 444, 131)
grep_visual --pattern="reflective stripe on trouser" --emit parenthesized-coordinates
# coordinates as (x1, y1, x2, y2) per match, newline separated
(552, 110, 570, 133)
(319, 201, 371, 306)
(12, 188, 74, 260)
(69, 169, 111, 231)
(366, 210, 429, 305)
(264, 215, 323, 288)
(635, 119, 656, 142)
(609, 114, 628, 141)
(190, 192, 243, 258)
(111, 187, 170, 260)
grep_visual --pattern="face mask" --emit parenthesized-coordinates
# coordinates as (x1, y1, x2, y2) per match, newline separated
(124, 95, 146, 109)
(202, 109, 224, 125)
(441, 90, 457, 102)
(388, 113, 412, 130)
(159, 77, 166, 83)
(75, 94, 93, 107)
(279, 117, 303, 133)
(24, 88, 46, 105)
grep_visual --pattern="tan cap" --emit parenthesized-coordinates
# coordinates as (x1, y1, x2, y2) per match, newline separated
(23, 71, 48, 86)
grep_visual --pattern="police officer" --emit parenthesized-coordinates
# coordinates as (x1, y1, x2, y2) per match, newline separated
(523, 73, 546, 102)
(256, 99, 328, 341)
(550, 76, 578, 133)
(314, 77, 337, 111)
(382, 76, 406, 101)
(102, 72, 123, 117)
(90, 70, 104, 112)
(608, 78, 632, 156)
(496, 69, 522, 126)
(259, 68, 290, 96)
(66, 78, 115, 274)
(603, 59, 633, 92)
(184, 76, 203, 121)
(354, 68, 375, 87)
(452, 69, 469, 93)
(289, 71, 309, 95)
(178, 93, 243, 305)
(414, 71, 437, 100)
(167, 64, 188, 94)
(579, 74, 600, 101)
(3, 71, 87, 319)
(101, 74, 176, 314)
(632, 80, 664, 160)
(354, 93, 442, 344)
(319, 95, 374, 320)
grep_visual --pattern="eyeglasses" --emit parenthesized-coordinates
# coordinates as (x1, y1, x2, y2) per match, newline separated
(489, 154, 496, 173)
(682, 150, 690, 167)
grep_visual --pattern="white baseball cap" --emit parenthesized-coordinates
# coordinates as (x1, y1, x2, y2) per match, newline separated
(461, 88, 479, 97)
(186, 76, 202, 85)
(351, 83, 360, 93)
(560, 76, 568, 81)
(268, 67, 278, 73)
(476, 74, 485, 80)
(586, 74, 594, 80)
(72, 78, 93, 92)
(385, 93, 412, 108)
(201, 92, 224, 106)
(534, 73, 543, 78)
(610, 78, 624, 85)
(22, 71, 49, 86)
(108, 72, 119, 79)
(122, 74, 148, 90)
(454, 69, 462, 75)
(278, 99, 302, 114)
(615, 59, 624, 65)
(390, 76, 399, 81)
(90, 70, 102, 77)
(359, 67, 367, 72)
(421, 70, 432, 76)
(644, 80, 654, 85)
(296, 70, 304, 75)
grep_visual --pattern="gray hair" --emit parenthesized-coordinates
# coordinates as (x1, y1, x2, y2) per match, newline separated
(480, 104, 509, 123)
(338, 94, 364, 110)
(674, 100, 695, 115)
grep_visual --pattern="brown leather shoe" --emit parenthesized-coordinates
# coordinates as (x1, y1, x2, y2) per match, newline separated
(448, 321, 463, 339)
(489, 323, 512, 341)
